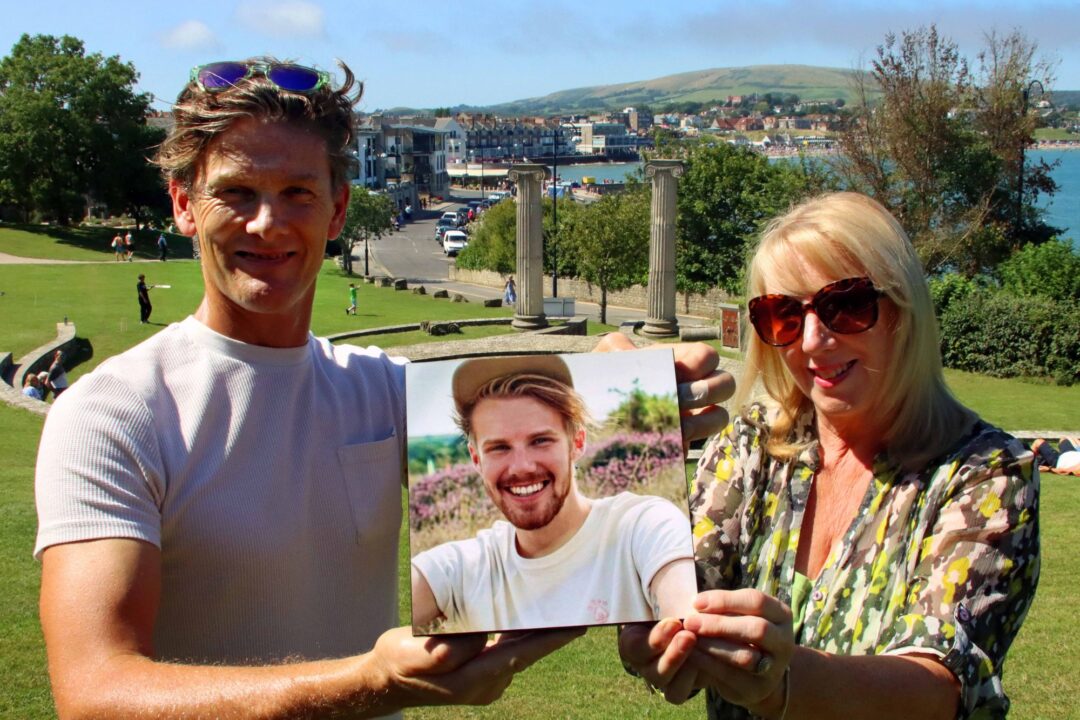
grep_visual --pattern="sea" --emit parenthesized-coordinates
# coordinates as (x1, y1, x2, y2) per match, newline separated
(551, 150, 1080, 250)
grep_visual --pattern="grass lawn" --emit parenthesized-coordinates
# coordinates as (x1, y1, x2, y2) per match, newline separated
(2, 225, 1079, 718)
(0, 222, 193, 262)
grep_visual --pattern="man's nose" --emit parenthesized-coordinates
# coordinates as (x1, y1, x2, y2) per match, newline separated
(507, 447, 538, 476)
(246, 196, 284, 237)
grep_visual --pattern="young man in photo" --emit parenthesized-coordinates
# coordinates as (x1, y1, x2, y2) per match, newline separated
(411, 356, 697, 633)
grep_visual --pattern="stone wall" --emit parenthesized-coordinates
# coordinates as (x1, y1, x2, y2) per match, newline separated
(449, 266, 741, 319)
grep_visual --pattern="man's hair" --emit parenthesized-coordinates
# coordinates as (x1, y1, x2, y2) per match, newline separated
(455, 374, 591, 442)
(154, 57, 361, 191)
(738, 191, 971, 470)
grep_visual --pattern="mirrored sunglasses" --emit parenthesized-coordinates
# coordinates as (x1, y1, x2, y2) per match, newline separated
(190, 61, 330, 94)
(748, 277, 882, 347)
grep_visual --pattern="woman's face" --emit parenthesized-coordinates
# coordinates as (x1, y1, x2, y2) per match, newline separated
(766, 262, 897, 436)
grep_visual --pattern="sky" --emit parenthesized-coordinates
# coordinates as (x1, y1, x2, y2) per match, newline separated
(4, 0, 1079, 111)
(406, 349, 678, 439)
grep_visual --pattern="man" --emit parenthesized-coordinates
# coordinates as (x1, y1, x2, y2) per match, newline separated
(125, 230, 135, 261)
(411, 356, 697, 634)
(45, 349, 69, 397)
(157, 232, 169, 261)
(136, 273, 153, 323)
(35, 58, 730, 719)
(111, 231, 125, 261)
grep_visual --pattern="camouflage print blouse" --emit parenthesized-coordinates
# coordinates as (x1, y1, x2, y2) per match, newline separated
(690, 405, 1040, 720)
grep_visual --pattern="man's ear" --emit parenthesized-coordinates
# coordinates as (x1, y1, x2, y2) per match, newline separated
(571, 426, 587, 461)
(468, 443, 481, 467)
(326, 182, 351, 241)
(169, 179, 198, 236)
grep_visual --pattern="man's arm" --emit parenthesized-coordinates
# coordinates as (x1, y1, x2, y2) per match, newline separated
(41, 539, 580, 719)
(411, 566, 444, 628)
(649, 558, 697, 619)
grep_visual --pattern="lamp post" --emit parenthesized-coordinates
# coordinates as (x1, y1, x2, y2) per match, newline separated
(1017, 79, 1044, 239)
(550, 126, 559, 297)
(364, 234, 370, 276)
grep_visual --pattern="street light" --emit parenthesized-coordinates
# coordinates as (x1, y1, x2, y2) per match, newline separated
(1017, 79, 1044, 239)
(551, 126, 559, 297)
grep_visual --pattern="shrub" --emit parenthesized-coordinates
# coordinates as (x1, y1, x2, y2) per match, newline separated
(938, 288, 1079, 385)
(996, 238, 1080, 303)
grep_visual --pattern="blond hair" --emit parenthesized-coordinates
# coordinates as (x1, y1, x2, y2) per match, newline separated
(455, 374, 592, 442)
(155, 57, 360, 191)
(738, 192, 972, 469)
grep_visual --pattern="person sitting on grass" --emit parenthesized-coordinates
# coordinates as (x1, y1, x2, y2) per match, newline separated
(1031, 437, 1080, 476)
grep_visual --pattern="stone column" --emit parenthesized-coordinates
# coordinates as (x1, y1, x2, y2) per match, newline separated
(508, 163, 548, 331)
(641, 160, 684, 338)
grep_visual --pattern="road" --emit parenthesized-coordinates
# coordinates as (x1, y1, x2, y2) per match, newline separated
(360, 188, 712, 330)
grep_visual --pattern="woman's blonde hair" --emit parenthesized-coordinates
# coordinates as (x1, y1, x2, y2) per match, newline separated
(737, 192, 972, 469)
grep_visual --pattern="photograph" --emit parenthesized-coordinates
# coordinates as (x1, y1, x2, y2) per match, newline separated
(406, 350, 696, 635)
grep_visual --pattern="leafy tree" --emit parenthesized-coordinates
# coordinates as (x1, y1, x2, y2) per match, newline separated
(455, 198, 516, 274)
(339, 187, 395, 275)
(0, 34, 157, 223)
(661, 142, 825, 298)
(605, 380, 679, 434)
(834, 26, 1058, 274)
(560, 188, 649, 324)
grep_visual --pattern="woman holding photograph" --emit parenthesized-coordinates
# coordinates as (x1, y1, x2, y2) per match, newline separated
(620, 192, 1039, 719)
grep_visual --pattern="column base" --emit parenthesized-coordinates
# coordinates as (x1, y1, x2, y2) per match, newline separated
(512, 314, 549, 332)
(640, 317, 679, 338)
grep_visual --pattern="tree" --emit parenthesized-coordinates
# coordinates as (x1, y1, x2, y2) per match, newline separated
(834, 25, 1058, 274)
(339, 187, 395, 275)
(660, 141, 825, 298)
(561, 188, 650, 324)
(0, 34, 157, 223)
(455, 198, 517, 274)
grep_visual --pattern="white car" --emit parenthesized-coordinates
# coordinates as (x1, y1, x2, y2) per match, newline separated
(442, 230, 468, 256)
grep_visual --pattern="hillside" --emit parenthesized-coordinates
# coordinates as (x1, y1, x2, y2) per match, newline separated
(483, 64, 864, 115)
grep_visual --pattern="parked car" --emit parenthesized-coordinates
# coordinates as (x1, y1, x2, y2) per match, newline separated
(442, 230, 468, 256)
(440, 211, 459, 224)
(435, 217, 456, 242)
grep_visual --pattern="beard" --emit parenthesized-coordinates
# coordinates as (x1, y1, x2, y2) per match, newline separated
(490, 467, 572, 531)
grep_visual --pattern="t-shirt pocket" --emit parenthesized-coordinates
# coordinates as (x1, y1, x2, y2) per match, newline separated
(337, 432, 403, 547)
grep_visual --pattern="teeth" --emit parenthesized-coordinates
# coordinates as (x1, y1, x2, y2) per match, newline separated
(507, 482, 544, 496)
(816, 361, 854, 380)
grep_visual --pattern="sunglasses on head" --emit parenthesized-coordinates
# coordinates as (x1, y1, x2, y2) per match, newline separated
(748, 277, 882, 347)
(190, 61, 331, 94)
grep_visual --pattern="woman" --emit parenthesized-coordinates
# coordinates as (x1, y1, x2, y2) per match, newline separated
(621, 192, 1039, 719)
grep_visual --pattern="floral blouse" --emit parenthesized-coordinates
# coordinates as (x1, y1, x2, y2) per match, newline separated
(690, 405, 1040, 720)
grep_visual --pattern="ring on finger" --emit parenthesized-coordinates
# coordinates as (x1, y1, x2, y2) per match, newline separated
(754, 653, 773, 676)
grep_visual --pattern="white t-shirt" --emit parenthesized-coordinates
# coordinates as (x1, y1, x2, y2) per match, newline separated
(35, 317, 407, 665)
(412, 492, 694, 633)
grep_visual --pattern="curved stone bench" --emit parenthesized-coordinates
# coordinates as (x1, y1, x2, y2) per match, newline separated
(2, 321, 80, 417)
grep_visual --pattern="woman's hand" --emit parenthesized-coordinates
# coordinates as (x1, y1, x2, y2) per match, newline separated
(683, 589, 794, 716)
(618, 619, 701, 704)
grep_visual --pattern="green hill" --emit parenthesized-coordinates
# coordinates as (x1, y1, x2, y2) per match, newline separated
(484, 64, 865, 115)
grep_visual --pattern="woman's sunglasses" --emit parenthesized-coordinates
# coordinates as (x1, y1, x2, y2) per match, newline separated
(190, 61, 331, 94)
(748, 277, 882, 347)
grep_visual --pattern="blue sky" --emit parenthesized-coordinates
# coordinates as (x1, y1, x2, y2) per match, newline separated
(5, 0, 1079, 110)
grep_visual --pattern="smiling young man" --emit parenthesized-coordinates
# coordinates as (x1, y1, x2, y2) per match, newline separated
(411, 356, 697, 634)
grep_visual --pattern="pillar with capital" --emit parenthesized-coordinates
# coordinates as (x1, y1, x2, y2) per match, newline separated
(641, 159, 684, 338)
(507, 164, 548, 331)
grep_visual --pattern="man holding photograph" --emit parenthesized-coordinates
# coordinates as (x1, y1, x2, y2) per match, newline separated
(411, 355, 698, 634)
(34, 57, 732, 719)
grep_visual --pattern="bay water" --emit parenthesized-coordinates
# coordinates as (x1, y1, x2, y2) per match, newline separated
(552, 151, 1080, 249)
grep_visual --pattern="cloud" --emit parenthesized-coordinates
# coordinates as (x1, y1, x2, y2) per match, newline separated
(236, 0, 326, 39)
(160, 20, 220, 51)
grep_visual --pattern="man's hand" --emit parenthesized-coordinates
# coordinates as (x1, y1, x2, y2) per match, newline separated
(371, 626, 585, 712)
(594, 334, 735, 445)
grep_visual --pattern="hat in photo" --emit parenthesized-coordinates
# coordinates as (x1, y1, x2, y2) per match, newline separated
(452, 355, 573, 414)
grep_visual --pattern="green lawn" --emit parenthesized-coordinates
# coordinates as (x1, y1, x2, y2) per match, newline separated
(2, 225, 1079, 718)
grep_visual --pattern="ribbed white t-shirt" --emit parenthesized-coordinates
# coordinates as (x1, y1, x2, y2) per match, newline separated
(412, 492, 695, 633)
(35, 317, 407, 665)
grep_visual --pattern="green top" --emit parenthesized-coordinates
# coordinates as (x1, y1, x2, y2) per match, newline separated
(790, 571, 812, 637)
(691, 404, 1039, 720)
(349, 287, 357, 304)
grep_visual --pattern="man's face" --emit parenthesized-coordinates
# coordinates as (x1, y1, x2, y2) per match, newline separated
(468, 395, 585, 531)
(169, 117, 348, 344)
